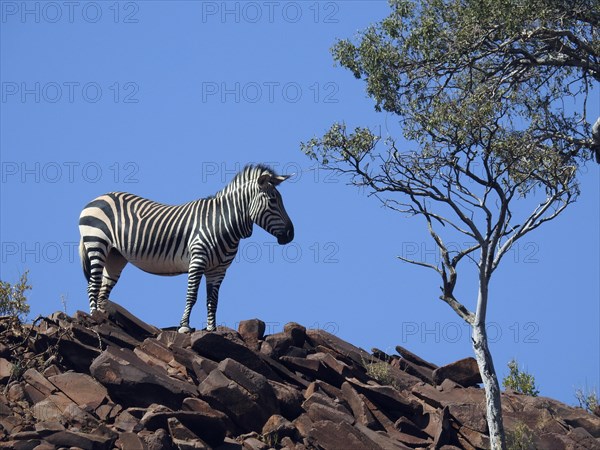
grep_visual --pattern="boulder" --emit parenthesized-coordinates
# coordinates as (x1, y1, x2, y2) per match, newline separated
(89, 346, 196, 409)
(48, 372, 108, 410)
(284, 322, 307, 347)
(198, 360, 279, 433)
(306, 329, 376, 367)
(101, 300, 161, 341)
(115, 432, 145, 450)
(269, 381, 304, 420)
(140, 406, 228, 446)
(261, 414, 298, 441)
(191, 331, 278, 380)
(45, 430, 115, 450)
(238, 319, 266, 350)
(306, 419, 379, 450)
(262, 332, 293, 358)
(347, 378, 423, 421)
(0, 358, 13, 383)
(432, 357, 482, 387)
(395, 345, 438, 371)
(167, 417, 210, 450)
(341, 382, 378, 429)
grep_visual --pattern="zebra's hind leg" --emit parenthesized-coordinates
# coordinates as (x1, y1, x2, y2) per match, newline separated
(84, 246, 107, 314)
(179, 266, 203, 333)
(205, 270, 225, 332)
(97, 248, 128, 311)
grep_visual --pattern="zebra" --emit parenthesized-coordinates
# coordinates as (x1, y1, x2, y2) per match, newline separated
(78, 164, 294, 333)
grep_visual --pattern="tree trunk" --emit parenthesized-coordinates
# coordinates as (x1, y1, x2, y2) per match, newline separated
(472, 321, 506, 449)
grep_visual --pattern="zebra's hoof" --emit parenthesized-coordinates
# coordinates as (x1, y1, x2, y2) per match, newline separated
(178, 326, 191, 334)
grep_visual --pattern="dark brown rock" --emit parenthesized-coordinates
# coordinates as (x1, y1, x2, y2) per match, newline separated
(115, 432, 145, 450)
(95, 322, 142, 349)
(45, 430, 115, 450)
(5, 308, 600, 450)
(238, 319, 266, 350)
(280, 356, 321, 377)
(139, 428, 174, 450)
(306, 419, 378, 450)
(6, 382, 26, 403)
(354, 423, 412, 450)
(306, 329, 376, 367)
(30, 442, 55, 450)
(219, 358, 279, 411)
(23, 369, 56, 399)
(0, 358, 13, 383)
(306, 402, 354, 425)
(89, 346, 196, 409)
(191, 331, 278, 380)
(141, 410, 227, 447)
(432, 357, 482, 387)
(302, 392, 351, 417)
(341, 382, 378, 429)
(157, 343, 218, 384)
(48, 372, 108, 410)
(198, 365, 278, 433)
(262, 332, 294, 358)
(114, 409, 142, 433)
(347, 378, 423, 421)
(457, 425, 490, 449)
(157, 330, 192, 349)
(34, 420, 65, 434)
(305, 380, 344, 402)
(430, 407, 453, 448)
(257, 353, 310, 388)
(167, 417, 210, 450)
(284, 346, 308, 358)
(269, 381, 304, 421)
(101, 300, 161, 341)
(261, 414, 298, 441)
(242, 437, 267, 450)
(56, 336, 102, 373)
(292, 414, 314, 438)
(283, 322, 306, 347)
(308, 352, 354, 386)
(395, 345, 438, 371)
(566, 427, 599, 448)
(391, 357, 434, 384)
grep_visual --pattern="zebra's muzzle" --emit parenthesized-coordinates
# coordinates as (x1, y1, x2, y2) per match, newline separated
(277, 225, 294, 245)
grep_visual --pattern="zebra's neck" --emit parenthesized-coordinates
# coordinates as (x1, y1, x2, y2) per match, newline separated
(210, 186, 255, 241)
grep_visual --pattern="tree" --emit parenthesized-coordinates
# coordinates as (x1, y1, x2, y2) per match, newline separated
(301, 1, 598, 448)
(0, 271, 31, 320)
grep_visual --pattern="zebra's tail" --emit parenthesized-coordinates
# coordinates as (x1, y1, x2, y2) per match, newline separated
(79, 239, 91, 282)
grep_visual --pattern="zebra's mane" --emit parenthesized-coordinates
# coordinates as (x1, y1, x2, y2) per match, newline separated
(215, 164, 279, 197)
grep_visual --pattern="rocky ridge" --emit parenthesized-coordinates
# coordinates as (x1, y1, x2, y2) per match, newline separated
(0, 301, 598, 449)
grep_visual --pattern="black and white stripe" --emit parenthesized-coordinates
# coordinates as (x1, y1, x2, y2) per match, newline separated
(78, 164, 294, 332)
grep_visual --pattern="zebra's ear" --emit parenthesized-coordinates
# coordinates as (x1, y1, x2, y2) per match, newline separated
(257, 174, 272, 190)
(258, 173, 291, 189)
(270, 174, 291, 186)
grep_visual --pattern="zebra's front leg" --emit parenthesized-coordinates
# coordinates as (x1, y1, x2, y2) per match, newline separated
(179, 267, 203, 334)
(205, 271, 225, 332)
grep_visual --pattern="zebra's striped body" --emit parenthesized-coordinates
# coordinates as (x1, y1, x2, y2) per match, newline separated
(78, 164, 294, 332)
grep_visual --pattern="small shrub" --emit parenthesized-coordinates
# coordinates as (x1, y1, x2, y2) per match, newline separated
(503, 359, 539, 396)
(575, 386, 598, 414)
(506, 422, 536, 450)
(0, 271, 31, 320)
(366, 361, 398, 388)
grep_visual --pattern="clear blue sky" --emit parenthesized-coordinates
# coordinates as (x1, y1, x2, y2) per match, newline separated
(1, 1, 598, 406)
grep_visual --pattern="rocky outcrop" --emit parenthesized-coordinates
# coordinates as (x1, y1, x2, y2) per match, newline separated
(0, 301, 598, 449)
